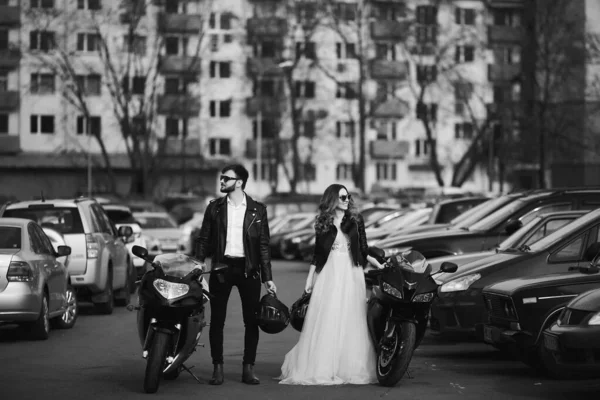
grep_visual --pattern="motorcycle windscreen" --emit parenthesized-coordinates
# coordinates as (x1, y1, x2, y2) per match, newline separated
(153, 253, 203, 278)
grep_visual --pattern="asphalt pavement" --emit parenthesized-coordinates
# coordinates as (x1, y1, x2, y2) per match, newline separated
(1, 260, 599, 400)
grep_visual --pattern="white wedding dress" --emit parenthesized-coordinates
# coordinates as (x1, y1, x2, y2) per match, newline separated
(278, 229, 377, 385)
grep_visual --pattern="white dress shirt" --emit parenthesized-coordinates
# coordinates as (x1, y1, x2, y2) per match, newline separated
(224, 194, 247, 257)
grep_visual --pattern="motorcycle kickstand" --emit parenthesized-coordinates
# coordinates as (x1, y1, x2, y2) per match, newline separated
(181, 364, 203, 384)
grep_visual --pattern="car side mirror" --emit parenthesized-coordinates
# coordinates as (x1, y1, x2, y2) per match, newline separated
(584, 242, 600, 262)
(132, 245, 148, 259)
(504, 219, 523, 235)
(118, 225, 134, 238)
(440, 261, 458, 273)
(56, 245, 71, 257)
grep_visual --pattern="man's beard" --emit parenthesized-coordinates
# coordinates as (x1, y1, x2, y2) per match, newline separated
(220, 184, 235, 193)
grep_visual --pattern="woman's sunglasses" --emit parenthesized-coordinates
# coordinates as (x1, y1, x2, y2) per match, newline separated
(220, 175, 239, 183)
(339, 194, 352, 202)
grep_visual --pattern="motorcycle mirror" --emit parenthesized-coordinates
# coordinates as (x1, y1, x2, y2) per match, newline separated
(132, 245, 148, 259)
(440, 261, 458, 273)
(368, 246, 385, 259)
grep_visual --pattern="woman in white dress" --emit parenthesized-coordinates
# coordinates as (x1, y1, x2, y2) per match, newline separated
(278, 184, 383, 385)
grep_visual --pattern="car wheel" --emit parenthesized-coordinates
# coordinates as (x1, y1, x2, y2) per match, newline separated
(26, 294, 50, 340)
(95, 269, 114, 315)
(52, 285, 78, 329)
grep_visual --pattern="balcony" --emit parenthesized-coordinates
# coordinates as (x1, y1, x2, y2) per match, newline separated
(371, 98, 410, 118)
(370, 20, 410, 40)
(158, 55, 201, 75)
(0, 6, 20, 25)
(370, 140, 410, 159)
(0, 91, 20, 111)
(488, 64, 521, 82)
(370, 60, 409, 80)
(246, 96, 285, 117)
(157, 94, 200, 116)
(488, 26, 523, 44)
(0, 49, 21, 70)
(0, 135, 20, 154)
(158, 13, 202, 33)
(486, 0, 524, 8)
(247, 58, 286, 77)
(159, 138, 201, 156)
(245, 138, 290, 159)
(247, 17, 288, 38)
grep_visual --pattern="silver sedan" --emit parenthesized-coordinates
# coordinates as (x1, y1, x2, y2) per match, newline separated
(0, 218, 77, 340)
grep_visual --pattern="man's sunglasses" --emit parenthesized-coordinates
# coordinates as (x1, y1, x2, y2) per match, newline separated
(220, 175, 239, 183)
(339, 194, 352, 202)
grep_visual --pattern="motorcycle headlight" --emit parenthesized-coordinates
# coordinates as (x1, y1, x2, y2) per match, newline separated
(440, 273, 481, 293)
(588, 312, 600, 325)
(153, 279, 189, 300)
(413, 292, 436, 302)
(382, 282, 402, 299)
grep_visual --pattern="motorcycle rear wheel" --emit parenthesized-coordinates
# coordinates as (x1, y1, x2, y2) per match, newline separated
(376, 321, 416, 387)
(144, 331, 170, 393)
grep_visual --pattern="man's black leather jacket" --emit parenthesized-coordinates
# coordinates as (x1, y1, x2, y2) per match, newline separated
(194, 194, 273, 282)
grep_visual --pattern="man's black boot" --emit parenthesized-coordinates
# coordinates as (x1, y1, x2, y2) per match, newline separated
(242, 363, 260, 385)
(209, 364, 224, 385)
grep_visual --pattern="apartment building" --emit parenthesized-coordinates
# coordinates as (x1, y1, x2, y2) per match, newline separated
(1, 0, 597, 199)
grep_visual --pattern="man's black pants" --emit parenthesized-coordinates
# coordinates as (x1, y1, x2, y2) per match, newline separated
(209, 257, 261, 365)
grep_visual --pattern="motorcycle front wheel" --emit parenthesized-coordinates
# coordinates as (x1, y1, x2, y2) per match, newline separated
(376, 321, 416, 387)
(144, 331, 171, 393)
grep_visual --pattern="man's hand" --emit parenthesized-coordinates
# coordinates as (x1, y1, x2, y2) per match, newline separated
(264, 280, 277, 295)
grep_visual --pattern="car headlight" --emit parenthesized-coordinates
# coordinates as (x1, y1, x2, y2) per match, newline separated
(440, 273, 481, 293)
(291, 237, 303, 243)
(413, 292, 436, 302)
(382, 282, 402, 299)
(385, 247, 412, 257)
(153, 279, 189, 300)
(588, 312, 600, 325)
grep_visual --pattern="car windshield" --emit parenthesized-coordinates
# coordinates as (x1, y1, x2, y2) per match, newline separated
(4, 207, 84, 234)
(0, 226, 21, 249)
(153, 253, 203, 278)
(135, 215, 177, 229)
(453, 196, 516, 229)
(105, 209, 136, 224)
(466, 199, 529, 231)
(393, 250, 430, 274)
(529, 210, 600, 252)
(378, 209, 431, 230)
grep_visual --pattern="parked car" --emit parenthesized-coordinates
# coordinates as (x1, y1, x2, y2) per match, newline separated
(430, 207, 600, 339)
(179, 212, 204, 255)
(377, 188, 600, 259)
(481, 263, 600, 377)
(428, 210, 587, 272)
(0, 218, 76, 340)
(102, 203, 148, 276)
(133, 212, 184, 256)
(366, 208, 433, 246)
(270, 212, 317, 260)
(542, 285, 600, 378)
(426, 196, 489, 224)
(2, 198, 135, 314)
(270, 212, 315, 235)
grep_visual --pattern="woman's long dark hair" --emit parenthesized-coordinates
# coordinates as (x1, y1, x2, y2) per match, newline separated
(314, 184, 358, 234)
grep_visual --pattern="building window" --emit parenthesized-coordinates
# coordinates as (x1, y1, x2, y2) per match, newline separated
(336, 82, 357, 99)
(252, 162, 276, 181)
(30, 73, 55, 94)
(300, 163, 316, 181)
(123, 35, 146, 55)
(77, 0, 101, 10)
(164, 77, 192, 94)
(295, 81, 316, 98)
(415, 139, 435, 156)
(336, 121, 355, 138)
(31, 0, 54, 9)
(253, 40, 278, 58)
(296, 2, 317, 23)
(416, 5, 437, 25)
(209, 61, 231, 78)
(493, 46, 520, 64)
(376, 162, 397, 181)
(416, 65, 437, 84)
(165, 0, 181, 14)
(416, 102, 438, 122)
(333, 2, 357, 21)
(30, 115, 55, 134)
(30, 31, 55, 51)
(374, 120, 397, 140)
(209, 13, 215, 29)
(209, 100, 231, 117)
(336, 163, 353, 180)
(252, 118, 279, 139)
(165, 36, 188, 55)
(493, 9, 521, 27)
(165, 117, 188, 138)
(454, 82, 472, 115)
(375, 42, 396, 61)
(77, 33, 101, 52)
(0, 72, 6, 91)
(455, 122, 474, 139)
(76, 115, 101, 136)
(209, 138, 231, 156)
(0, 29, 8, 50)
(254, 79, 279, 97)
(76, 74, 101, 95)
(455, 46, 475, 63)
(300, 120, 315, 138)
(455, 8, 475, 25)
(336, 42, 356, 59)
(122, 75, 145, 95)
(295, 41, 316, 60)
(0, 114, 8, 134)
(220, 13, 232, 30)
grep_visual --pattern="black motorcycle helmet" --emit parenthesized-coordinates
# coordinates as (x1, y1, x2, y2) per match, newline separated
(257, 294, 290, 334)
(290, 292, 311, 332)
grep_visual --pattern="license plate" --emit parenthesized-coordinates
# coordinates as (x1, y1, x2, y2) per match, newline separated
(544, 334, 559, 351)
(483, 326, 494, 344)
